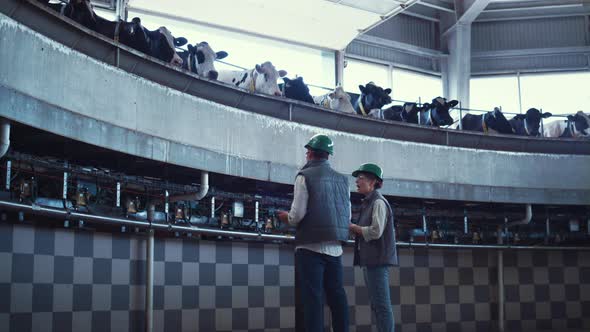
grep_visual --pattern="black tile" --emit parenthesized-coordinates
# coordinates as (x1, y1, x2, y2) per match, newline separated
(429, 267, 444, 285)
(532, 251, 548, 266)
(248, 243, 265, 264)
(93, 258, 112, 284)
(445, 286, 459, 303)
(563, 251, 578, 267)
(506, 320, 522, 331)
(130, 260, 145, 285)
(232, 264, 249, 286)
(0, 223, 13, 252)
(129, 311, 145, 332)
(348, 305, 356, 326)
(399, 267, 414, 286)
(535, 285, 550, 302)
(232, 308, 249, 330)
(582, 301, 590, 318)
(54, 256, 74, 284)
(280, 286, 295, 307)
(551, 301, 567, 319)
(460, 303, 475, 321)
(199, 309, 215, 331)
(415, 286, 430, 304)
(153, 286, 164, 310)
(10, 313, 32, 332)
(164, 262, 182, 285)
(548, 267, 564, 283)
(580, 267, 590, 283)
(474, 285, 490, 302)
(154, 239, 165, 262)
(182, 286, 198, 309)
(488, 267, 498, 285)
(520, 302, 535, 320)
(53, 312, 73, 332)
(32, 284, 53, 312)
(505, 285, 519, 302)
(91, 311, 110, 332)
(566, 318, 583, 328)
(416, 323, 432, 332)
(430, 304, 445, 322)
(565, 284, 580, 301)
(182, 239, 198, 262)
(443, 251, 458, 267)
(216, 244, 232, 264)
(73, 231, 93, 257)
(216, 286, 232, 308)
(458, 268, 474, 285)
(503, 251, 517, 267)
(413, 248, 428, 267)
(264, 265, 279, 286)
(518, 267, 533, 284)
(0, 283, 10, 313)
(355, 286, 370, 305)
(390, 286, 400, 305)
(400, 304, 416, 324)
(536, 319, 552, 330)
(341, 266, 354, 286)
(163, 310, 181, 332)
(34, 227, 55, 255)
(279, 246, 295, 266)
(73, 285, 92, 311)
(264, 307, 280, 328)
(111, 285, 130, 310)
(248, 286, 265, 307)
(199, 263, 215, 285)
(112, 236, 130, 259)
(472, 250, 489, 267)
(12, 253, 34, 283)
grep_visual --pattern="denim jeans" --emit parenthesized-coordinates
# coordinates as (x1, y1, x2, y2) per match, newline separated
(295, 249, 349, 332)
(363, 265, 394, 332)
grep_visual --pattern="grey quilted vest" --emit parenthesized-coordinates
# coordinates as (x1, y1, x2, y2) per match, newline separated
(353, 190, 398, 266)
(295, 159, 351, 245)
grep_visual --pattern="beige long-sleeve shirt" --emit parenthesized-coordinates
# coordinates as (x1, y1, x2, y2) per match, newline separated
(360, 199, 387, 242)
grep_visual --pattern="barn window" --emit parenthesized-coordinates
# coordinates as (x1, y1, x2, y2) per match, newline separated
(470, 75, 520, 116)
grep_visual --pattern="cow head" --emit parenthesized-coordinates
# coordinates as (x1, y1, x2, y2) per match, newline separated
(421, 97, 458, 126)
(62, 0, 96, 28)
(156, 27, 186, 67)
(571, 111, 590, 136)
(282, 77, 314, 103)
(511, 108, 552, 136)
(356, 82, 392, 115)
(187, 42, 228, 80)
(253, 61, 287, 96)
(484, 107, 513, 134)
(328, 86, 354, 113)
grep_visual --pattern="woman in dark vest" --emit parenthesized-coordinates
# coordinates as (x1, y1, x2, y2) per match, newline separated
(349, 163, 398, 332)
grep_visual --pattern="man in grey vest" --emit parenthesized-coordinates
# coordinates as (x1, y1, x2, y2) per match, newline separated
(278, 134, 350, 332)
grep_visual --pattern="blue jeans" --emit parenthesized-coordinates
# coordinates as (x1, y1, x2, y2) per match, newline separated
(295, 249, 349, 332)
(363, 265, 394, 332)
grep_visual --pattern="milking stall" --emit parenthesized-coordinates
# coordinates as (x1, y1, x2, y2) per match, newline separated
(1, 0, 590, 331)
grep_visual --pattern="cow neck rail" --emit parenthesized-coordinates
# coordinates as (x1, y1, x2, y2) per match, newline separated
(2, 0, 590, 155)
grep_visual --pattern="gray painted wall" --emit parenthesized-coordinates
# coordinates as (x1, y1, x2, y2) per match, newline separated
(2, 14, 589, 205)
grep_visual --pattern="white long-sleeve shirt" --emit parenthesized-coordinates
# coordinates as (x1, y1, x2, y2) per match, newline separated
(287, 175, 348, 257)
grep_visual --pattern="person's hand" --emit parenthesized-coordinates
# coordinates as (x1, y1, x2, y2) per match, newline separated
(277, 210, 289, 223)
(349, 223, 362, 236)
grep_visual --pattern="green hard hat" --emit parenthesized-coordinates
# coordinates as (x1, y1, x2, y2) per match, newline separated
(352, 163, 383, 181)
(305, 134, 334, 155)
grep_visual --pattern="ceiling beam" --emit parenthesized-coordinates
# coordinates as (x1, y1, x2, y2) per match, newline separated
(442, 0, 492, 36)
(416, 0, 455, 13)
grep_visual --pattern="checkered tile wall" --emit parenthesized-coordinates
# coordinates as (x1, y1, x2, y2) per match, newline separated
(1, 220, 589, 332)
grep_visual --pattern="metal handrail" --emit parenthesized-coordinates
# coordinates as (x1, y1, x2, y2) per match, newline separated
(2, 200, 589, 251)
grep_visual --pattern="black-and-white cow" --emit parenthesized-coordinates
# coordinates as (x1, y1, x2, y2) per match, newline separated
(217, 62, 287, 96)
(281, 77, 314, 104)
(460, 107, 514, 134)
(179, 42, 228, 80)
(543, 111, 590, 138)
(381, 102, 425, 124)
(509, 108, 552, 136)
(353, 82, 392, 117)
(39, 0, 98, 29)
(418, 97, 458, 127)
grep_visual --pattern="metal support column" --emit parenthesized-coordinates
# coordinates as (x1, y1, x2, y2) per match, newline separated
(145, 229, 154, 332)
(497, 226, 505, 332)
